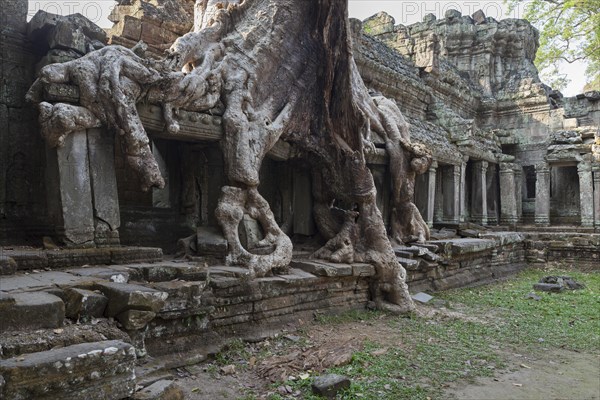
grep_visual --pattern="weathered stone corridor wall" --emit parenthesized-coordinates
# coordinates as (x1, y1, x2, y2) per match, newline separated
(0, 0, 47, 244)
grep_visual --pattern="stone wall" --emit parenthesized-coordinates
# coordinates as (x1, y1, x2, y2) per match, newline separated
(0, 0, 47, 244)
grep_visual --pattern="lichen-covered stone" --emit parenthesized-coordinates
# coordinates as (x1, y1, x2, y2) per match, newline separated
(0, 292, 64, 333)
(64, 288, 108, 321)
(0, 256, 17, 275)
(0, 340, 136, 400)
(95, 282, 168, 317)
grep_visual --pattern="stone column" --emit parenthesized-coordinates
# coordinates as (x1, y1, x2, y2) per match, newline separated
(593, 167, 600, 229)
(452, 165, 461, 223)
(87, 128, 120, 246)
(534, 163, 550, 226)
(499, 163, 518, 225)
(426, 161, 437, 227)
(46, 128, 121, 246)
(471, 160, 488, 225)
(46, 130, 95, 245)
(487, 163, 499, 225)
(434, 167, 443, 223)
(459, 157, 469, 222)
(514, 167, 523, 222)
(577, 160, 594, 227)
(442, 165, 460, 223)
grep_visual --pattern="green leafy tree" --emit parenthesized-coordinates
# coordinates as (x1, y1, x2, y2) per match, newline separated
(507, 0, 600, 91)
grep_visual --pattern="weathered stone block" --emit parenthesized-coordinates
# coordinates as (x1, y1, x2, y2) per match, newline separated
(49, 20, 87, 54)
(0, 256, 17, 275)
(196, 226, 228, 256)
(116, 309, 156, 330)
(0, 292, 64, 333)
(352, 263, 376, 277)
(110, 247, 163, 264)
(397, 257, 419, 271)
(64, 288, 108, 321)
(533, 283, 563, 293)
(312, 374, 351, 398)
(472, 9, 486, 25)
(133, 379, 185, 400)
(95, 282, 168, 317)
(0, 0, 27, 33)
(362, 12, 395, 36)
(290, 260, 352, 277)
(0, 340, 136, 400)
(28, 11, 107, 44)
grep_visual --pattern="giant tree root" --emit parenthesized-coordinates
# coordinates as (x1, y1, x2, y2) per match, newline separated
(215, 186, 292, 278)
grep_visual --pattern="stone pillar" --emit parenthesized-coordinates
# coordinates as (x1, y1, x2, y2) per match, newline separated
(487, 163, 499, 225)
(471, 160, 488, 225)
(499, 163, 518, 225)
(442, 165, 460, 223)
(452, 165, 461, 223)
(425, 161, 437, 227)
(46, 129, 121, 246)
(434, 168, 443, 223)
(87, 128, 120, 246)
(46, 130, 95, 245)
(515, 167, 523, 222)
(593, 167, 600, 229)
(577, 160, 594, 227)
(534, 163, 550, 226)
(459, 157, 468, 222)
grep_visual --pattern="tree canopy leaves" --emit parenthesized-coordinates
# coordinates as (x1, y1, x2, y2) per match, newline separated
(507, 0, 600, 91)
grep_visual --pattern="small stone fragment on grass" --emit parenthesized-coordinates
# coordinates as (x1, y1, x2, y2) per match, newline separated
(533, 283, 563, 293)
(312, 374, 351, 398)
(411, 292, 433, 303)
(525, 292, 542, 301)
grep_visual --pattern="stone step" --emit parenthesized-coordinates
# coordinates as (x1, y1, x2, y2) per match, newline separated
(0, 319, 130, 359)
(396, 257, 419, 271)
(412, 243, 440, 253)
(1, 246, 163, 272)
(0, 340, 136, 400)
(290, 260, 352, 277)
(0, 292, 65, 333)
(393, 249, 414, 259)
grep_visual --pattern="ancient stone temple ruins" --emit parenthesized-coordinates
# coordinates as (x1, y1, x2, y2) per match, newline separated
(0, 0, 598, 398)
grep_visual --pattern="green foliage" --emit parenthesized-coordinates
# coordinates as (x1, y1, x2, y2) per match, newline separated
(506, 0, 600, 90)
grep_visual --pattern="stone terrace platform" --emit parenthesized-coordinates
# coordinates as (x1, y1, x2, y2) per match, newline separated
(1, 231, 598, 399)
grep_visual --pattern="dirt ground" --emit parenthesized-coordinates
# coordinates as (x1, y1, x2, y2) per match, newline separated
(445, 349, 600, 400)
(168, 306, 600, 399)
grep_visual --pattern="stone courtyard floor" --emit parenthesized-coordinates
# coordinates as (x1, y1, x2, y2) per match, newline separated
(165, 267, 599, 399)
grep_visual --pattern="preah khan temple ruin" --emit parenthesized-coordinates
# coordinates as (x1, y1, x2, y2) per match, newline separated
(0, 0, 598, 398)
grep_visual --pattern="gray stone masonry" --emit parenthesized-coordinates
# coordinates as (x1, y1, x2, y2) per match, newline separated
(471, 161, 488, 225)
(500, 163, 518, 225)
(535, 163, 551, 226)
(578, 159, 594, 227)
(594, 168, 600, 228)
(0, 340, 136, 400)
(425, 162, 437, 227)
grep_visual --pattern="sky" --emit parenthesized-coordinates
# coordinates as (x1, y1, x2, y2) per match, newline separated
(26, 0, 587, 96)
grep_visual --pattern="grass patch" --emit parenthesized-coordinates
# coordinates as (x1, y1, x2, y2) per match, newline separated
(438, 267, 600, 352)
(269, 267, 599, 399)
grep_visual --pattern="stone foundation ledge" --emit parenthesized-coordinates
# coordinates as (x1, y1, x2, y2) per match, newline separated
(3, 232, 599, 399)
(0, 340, 136, 400)
(0, 246, 163, 271)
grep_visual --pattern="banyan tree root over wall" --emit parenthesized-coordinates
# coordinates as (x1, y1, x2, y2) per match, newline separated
(27, 0, 432, 313)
